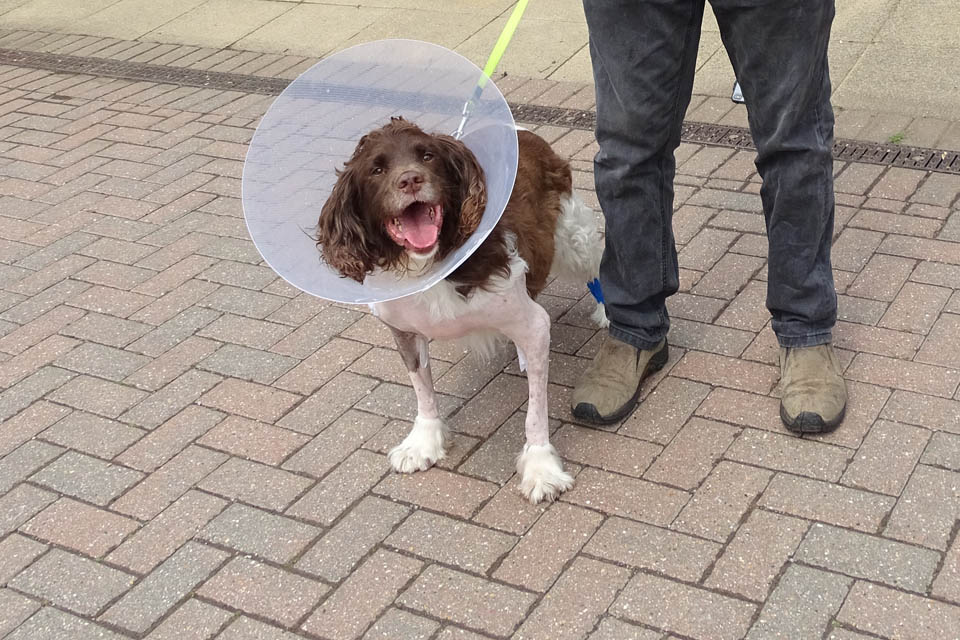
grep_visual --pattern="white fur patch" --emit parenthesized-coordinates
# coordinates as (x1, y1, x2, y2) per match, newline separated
(550, 192, 603, 281)
(414, 232, 527, 321)
(516, 345, 527, 372)
(549, 191, 607, 327)
(459, 330, 507, 363)
(591, 301, 609, 328)
(383, 232, 528, 362)
(403, 245, 440, 271)
(516, 443, 574, 504)
(388, 416, 448, 473)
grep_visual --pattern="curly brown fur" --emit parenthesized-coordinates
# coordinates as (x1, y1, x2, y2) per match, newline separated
(451, 130, 572, 298)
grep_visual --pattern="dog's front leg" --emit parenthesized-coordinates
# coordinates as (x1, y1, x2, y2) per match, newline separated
(500, 294, 574, 503)
(386, 326, 448, 473)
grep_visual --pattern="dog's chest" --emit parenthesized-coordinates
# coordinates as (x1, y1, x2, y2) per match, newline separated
(372, 302, 467, 340)
(371, 279, 516, 340)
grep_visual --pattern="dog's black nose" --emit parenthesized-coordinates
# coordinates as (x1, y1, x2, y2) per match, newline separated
(396, 170, 424, 193)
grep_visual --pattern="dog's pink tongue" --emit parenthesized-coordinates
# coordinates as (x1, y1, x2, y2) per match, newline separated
(400, 203, 438, 250)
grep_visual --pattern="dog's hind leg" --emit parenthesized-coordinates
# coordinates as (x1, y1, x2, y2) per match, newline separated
(386, 326, 448, 473)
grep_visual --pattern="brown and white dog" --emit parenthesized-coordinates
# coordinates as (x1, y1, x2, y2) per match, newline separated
(317, 117, 604, 503)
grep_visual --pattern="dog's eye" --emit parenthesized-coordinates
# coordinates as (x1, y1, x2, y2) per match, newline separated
(422, 152, 434, 162)
(371, 166, 383, 175)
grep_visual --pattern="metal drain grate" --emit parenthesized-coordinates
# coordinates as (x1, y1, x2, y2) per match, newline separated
(834, 139, 960, 173)
(514, 104, 960, 176)
(511, 103, 597, 130)
(0, 47, 290, 95)
(3, 46, 960, 175)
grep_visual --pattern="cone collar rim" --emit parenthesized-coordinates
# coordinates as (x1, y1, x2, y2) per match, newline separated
(241, 39, 519, 304)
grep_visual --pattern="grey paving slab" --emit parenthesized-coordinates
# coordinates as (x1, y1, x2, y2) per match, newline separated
(9, 549, 135, 616)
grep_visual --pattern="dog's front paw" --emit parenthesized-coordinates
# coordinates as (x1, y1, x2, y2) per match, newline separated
(388, 416, 448, 473)
(516, 443, 574, 504)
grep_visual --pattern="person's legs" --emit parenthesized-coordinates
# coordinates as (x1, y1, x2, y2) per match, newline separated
(712, 0, 837, 344)
(584, 0, 705, 349)
(712, 0, 846, 431)
(573, 0, 705, 423)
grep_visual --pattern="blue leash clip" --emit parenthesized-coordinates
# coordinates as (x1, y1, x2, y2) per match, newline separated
(587, 278, 604, 304)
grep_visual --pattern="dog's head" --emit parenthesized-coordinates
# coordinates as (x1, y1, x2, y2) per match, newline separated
(316, 117, 486, 282)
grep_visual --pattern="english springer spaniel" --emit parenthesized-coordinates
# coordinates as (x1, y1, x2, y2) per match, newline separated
(317, 117, 604, 503)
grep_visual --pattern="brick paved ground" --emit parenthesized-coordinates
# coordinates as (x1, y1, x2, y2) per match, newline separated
(1, 31, 960, 640)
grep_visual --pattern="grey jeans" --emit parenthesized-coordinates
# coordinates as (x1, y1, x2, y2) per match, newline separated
(584, 0, 838, 349)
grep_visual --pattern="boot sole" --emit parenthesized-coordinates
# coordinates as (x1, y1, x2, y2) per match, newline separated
(572, 342, 669, 426)
(780, 404, 845, 434)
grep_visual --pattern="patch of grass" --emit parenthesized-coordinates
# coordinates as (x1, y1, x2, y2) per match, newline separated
(888, 132, 906, 144)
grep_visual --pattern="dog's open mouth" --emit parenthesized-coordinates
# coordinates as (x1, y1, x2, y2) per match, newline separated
(385, 201, 443, 254)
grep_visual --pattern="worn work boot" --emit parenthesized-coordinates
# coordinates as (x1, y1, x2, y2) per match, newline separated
(571, 336, 668, 424)
(779, 344, 847, 433)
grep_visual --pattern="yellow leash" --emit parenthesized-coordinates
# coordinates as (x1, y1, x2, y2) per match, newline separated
(454, 0, 530, 138)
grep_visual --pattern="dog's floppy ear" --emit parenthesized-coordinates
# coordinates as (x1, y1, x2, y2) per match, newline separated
(316, 165, 376, 282)
(433, 134, 487, 245)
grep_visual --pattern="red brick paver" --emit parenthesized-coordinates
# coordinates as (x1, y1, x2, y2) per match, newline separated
(0, 29, 959, 640)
